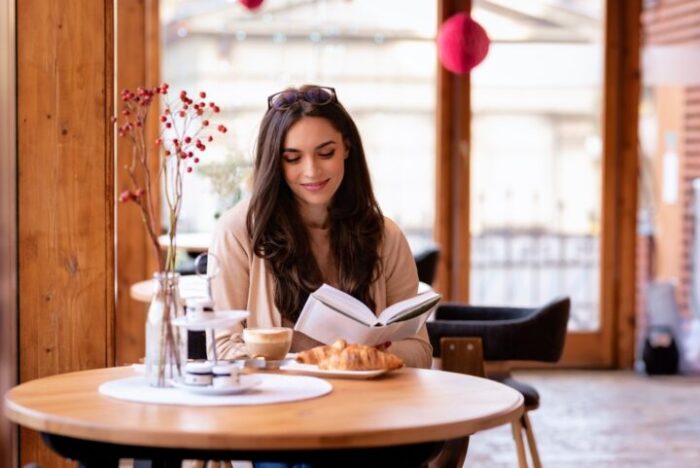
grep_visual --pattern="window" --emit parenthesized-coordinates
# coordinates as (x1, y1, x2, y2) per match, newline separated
(470, 0, 604, 330)
(161, 0, 437, 250)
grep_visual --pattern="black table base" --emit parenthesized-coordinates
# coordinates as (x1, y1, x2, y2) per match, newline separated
(43, 433, 458, 468)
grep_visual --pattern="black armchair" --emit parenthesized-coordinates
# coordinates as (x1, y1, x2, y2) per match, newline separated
(413, 245, 440, 286)
(427, 297, 570, 468)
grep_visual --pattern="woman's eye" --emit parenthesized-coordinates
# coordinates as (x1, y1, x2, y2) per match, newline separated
(319, 151, 335, 158)
(283, 155, 300, 163)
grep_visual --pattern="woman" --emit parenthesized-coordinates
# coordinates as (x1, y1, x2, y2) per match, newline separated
(209, 85, 432, 368)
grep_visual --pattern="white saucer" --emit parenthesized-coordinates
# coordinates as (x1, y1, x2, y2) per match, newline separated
(279, 361, 396, 379)
(171, 310, 249, 331)
(172, 374, 262, 395)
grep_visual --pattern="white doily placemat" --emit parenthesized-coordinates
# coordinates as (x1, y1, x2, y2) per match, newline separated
(98, 374, 332, 406)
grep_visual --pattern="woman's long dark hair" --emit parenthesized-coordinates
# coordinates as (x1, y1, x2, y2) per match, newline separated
(247, 85, 384, 322)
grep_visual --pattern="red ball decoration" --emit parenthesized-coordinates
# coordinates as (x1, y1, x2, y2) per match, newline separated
(437, 13, 490, 75)
(240, 0, 264, 10)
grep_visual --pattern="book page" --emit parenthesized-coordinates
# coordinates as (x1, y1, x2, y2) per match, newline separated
(377, 290, 441, 324)
(312, 284, 378, 326)
(294, 296, 430, 346)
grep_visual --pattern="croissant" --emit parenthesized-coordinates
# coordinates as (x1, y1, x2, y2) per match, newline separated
(296, 339, 347, 365)
(318, 344, 404, 371)
(297, 339, 403, 371)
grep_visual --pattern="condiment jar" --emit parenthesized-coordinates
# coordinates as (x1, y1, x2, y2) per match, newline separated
(183, 361, 214, 386)
(185, 297, 214, 323)
(212, 363, 240, 388)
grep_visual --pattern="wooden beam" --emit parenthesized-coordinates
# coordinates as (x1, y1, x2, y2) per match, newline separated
(0, 1, 18, 466)
(436, 0, 472, 302)
(615, 0, 642, 369)
(115, 0, 161, 366)
(17, 0, 115, 465)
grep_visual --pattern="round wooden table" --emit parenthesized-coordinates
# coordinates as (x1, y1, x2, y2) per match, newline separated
(158, 232, 211, 253)
(4, 366, 523, 466)
(130, 275, 208, 303)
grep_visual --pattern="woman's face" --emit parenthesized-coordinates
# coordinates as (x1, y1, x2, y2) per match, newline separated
(281, 116, 347, 217)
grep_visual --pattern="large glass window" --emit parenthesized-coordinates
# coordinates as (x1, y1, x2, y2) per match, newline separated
(161, 0, 437, 250)
(470, 0, 604, 330)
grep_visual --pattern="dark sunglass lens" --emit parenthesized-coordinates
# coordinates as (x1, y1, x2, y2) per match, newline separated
(271, 91, 299, 109)
(304, 87, 333, 105)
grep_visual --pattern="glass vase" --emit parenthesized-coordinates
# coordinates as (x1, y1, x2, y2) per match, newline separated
(145, 271, 186, 387)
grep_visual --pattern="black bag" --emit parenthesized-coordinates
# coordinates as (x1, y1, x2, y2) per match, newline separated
(642, 326, 679, 375)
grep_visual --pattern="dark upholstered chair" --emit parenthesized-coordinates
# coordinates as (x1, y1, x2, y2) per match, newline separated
(413, 245, 440, 286)
(427, 297, 570, 468)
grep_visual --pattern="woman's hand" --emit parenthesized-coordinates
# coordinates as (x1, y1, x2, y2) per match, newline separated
(290, 330, 325, 352)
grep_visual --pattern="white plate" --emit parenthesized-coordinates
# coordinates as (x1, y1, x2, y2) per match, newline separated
(171, 374, 262, 395)
(171, 310, 249, 331)
(279, 361, 399, 379)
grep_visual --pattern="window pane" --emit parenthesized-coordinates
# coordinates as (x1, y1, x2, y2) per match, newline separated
(470, 0, 604, 331)
(160, 0, 436, 250)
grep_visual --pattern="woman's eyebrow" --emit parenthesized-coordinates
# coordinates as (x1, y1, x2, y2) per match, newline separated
(283, 140, 337, 153)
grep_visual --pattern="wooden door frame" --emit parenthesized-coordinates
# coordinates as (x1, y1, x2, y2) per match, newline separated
(435, 0, 641, 368)
(115, 0, 161, 366)
(0, 1, 18, 466)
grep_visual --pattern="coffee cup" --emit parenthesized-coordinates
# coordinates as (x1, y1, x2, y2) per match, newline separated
(243, 327, 293, 361)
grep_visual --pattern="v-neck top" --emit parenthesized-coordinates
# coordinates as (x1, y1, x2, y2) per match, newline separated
(208, 198, 433, 368)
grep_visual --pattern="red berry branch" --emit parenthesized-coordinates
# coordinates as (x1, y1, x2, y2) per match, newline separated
(113, 83, 227, 273)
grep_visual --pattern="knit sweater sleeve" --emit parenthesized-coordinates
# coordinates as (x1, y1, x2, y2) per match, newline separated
(380, 218, 433, 368)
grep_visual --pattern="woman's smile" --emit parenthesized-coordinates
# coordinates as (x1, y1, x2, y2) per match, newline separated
(301, 179, 330, 192)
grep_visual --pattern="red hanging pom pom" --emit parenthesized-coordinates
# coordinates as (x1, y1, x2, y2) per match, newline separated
(437, 13, 490, 75)
(240, 0, 264, 11)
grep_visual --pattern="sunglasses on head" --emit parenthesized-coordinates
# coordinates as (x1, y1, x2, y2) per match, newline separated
(267, 86, 337, 110)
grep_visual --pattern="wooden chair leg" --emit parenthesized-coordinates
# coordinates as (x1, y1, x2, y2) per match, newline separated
(428, 437, 470, 468)
(511, 417, 528, 468)
(522, 412, 542, 468)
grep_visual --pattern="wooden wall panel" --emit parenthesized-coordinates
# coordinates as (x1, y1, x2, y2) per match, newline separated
(17, 0, 115, 465)
(115, 0, 161, 366)
(0, 1, 18, 467)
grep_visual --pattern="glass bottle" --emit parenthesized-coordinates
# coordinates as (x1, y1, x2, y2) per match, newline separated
(145, 272, 186, 387)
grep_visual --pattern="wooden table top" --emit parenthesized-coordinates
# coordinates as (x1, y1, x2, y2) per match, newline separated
(4, 366, 523, 451)
(130, 275, 208, 303)
(158, 232, 211, 253)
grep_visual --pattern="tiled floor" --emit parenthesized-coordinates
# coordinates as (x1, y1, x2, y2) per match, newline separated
(465, 370, 700, 467)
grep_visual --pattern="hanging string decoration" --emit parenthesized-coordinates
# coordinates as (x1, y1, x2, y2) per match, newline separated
(437, 12, 490, 75)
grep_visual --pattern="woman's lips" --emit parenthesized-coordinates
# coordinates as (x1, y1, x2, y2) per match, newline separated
(301, 179, 330, 192)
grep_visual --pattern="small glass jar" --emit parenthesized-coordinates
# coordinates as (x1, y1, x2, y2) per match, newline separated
(212, 363, 240, 388)
(183, 361, 214, 386)
(185, 297, 215, 323)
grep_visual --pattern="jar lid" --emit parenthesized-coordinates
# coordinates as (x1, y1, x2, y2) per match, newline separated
(185, 361, 214, 375)
(212, 363, 238, 376)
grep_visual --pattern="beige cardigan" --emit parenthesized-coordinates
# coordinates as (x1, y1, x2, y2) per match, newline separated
(208, 199, 433, 368)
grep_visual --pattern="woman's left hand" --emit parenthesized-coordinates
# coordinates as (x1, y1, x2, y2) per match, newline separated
(375, 341, 392, 351)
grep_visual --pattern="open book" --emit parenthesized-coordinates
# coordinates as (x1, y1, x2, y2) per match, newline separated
(294, 284, 441, 346)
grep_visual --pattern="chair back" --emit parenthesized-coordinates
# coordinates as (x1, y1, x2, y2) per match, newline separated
(413, 245, 440, 286)
(428, 297, 570, 362)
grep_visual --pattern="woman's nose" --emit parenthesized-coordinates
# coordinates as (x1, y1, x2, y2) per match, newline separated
(302, 156, 320, 177)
